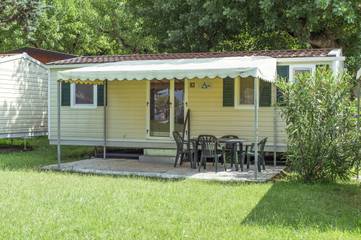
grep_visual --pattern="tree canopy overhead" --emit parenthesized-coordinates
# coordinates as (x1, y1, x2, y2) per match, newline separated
(0, 0, 360, 71)
(0, 0, 46, 51)
(127, 0, 361, 52)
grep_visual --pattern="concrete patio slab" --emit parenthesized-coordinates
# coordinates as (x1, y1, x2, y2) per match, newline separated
(43, 158, 286, 182)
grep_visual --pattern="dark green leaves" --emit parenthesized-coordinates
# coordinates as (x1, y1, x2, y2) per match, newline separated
(276, 69, 358, 182)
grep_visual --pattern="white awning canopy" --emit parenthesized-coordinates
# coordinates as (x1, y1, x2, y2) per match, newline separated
(57, 56, 277, 82)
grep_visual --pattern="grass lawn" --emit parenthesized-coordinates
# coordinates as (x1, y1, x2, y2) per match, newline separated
(0, 137, 360, 239)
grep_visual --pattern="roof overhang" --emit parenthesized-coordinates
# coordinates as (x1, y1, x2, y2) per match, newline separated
(57, 56, 277, 83)
(0, 53, 47, 69)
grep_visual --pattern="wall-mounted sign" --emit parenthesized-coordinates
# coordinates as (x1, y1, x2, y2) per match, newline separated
(189, 79, 212, 89)
(198, 79, 212, 89)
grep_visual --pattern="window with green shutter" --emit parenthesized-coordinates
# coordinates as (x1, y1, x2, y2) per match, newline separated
(259, 80, 272, 107)
(61, 82, 71, 106)
(276, 65, 289, 104)
(223, 77, 234, 107)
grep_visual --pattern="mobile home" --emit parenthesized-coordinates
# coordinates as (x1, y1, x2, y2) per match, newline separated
(0, 53, 49, 139)
(47, 49, 344, 160)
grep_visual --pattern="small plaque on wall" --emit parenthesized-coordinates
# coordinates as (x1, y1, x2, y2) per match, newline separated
(197, 79, 212, 89)
(190, 82, 196, 88)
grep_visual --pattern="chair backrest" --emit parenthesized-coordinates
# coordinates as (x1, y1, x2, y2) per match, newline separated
(198, 135, 218, 156)
(173, 131, 184, 150)
(258, 137, 268, 153)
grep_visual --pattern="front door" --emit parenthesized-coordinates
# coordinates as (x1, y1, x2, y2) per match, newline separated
(148, 80, 185, 138)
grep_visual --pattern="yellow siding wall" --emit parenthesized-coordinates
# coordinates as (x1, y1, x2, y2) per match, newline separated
(0, 58, 48, 137)
(107, 80, 146, 139)
(49, 70, 146, 140)
(188, 78, 286, 147)
(49, 71, 286, 149)
(49, 69, 103, 140)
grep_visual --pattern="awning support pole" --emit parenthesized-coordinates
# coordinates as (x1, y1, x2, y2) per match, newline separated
(357, 81, 360, 180)
(103, 80, 107, 159)
(57, 80, 62, 168)
(273, 87, 277, 167)
(254, 78, 259, 180)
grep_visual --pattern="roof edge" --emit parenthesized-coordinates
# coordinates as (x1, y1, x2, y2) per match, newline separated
(47, 48, 342, 66)
(5, 47, 77, 57)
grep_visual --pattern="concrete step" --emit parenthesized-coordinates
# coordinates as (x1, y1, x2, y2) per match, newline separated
(95, 152, 140, 159)
(139, 155, 175, 164)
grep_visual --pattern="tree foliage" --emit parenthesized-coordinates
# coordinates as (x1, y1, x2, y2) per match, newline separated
(31, 0, 156, 55)
(127, 0, 361, 72)
(277, 69, 360, 182)
(0, 0, 360, 73)
(0, 0, 155, 54)
(127, 0, 361, 50)
(0, 0, 45, 51)
(126, 0, 305, 52)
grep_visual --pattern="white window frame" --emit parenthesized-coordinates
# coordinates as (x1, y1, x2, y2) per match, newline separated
(290, 64, 316, 83)
(234, 77, 274, 109)
(70, 83, 97, 109)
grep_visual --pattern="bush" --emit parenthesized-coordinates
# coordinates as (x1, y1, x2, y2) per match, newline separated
(276, 68, 360, 182)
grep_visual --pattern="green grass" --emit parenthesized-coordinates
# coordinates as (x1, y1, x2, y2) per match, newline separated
(0, 137, 360, 239)
(0, 137, 92, 170)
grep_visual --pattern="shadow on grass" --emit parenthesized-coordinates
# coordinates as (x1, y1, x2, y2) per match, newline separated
(242, 181, 361, 233)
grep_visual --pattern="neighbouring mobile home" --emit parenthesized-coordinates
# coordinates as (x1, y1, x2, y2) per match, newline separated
(0, 53, 48, 139)
(47, 48, 344, 160)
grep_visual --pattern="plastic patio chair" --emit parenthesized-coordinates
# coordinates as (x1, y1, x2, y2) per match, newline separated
(245, 137, 268, 172)
(197, 135, 223, 172)
(220, 135, 241, 171)
(173, 131, 191, 167)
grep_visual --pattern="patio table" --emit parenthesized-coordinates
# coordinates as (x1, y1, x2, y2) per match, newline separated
(218, 138, 245, 171)
(190, 137, 245, 171)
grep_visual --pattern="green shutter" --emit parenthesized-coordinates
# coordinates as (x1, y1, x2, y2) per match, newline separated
(276, 65, 289, 104)
(223, 77, 234, 107)
(61, 82, 71, 106)
(259, 80, 272, 107)
(97, 84, 105, 106)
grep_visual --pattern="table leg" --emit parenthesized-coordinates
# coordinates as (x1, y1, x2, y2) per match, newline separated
(194, 145, 198, 169)
(234, 144, 239, 171)
(239, 143, 244, 171)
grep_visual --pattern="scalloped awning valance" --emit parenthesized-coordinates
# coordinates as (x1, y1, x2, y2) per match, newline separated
(57, 56, 277, 82)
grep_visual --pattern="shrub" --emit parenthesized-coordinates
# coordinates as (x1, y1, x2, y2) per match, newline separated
(276, 68, 360, 182)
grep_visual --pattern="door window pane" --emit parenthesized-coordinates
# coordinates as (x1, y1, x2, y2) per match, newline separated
(75, 84, 94, 104)
(174, 80, 184, 132)
(240, 77, 254, 105)
(150, 80, 170, 137)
